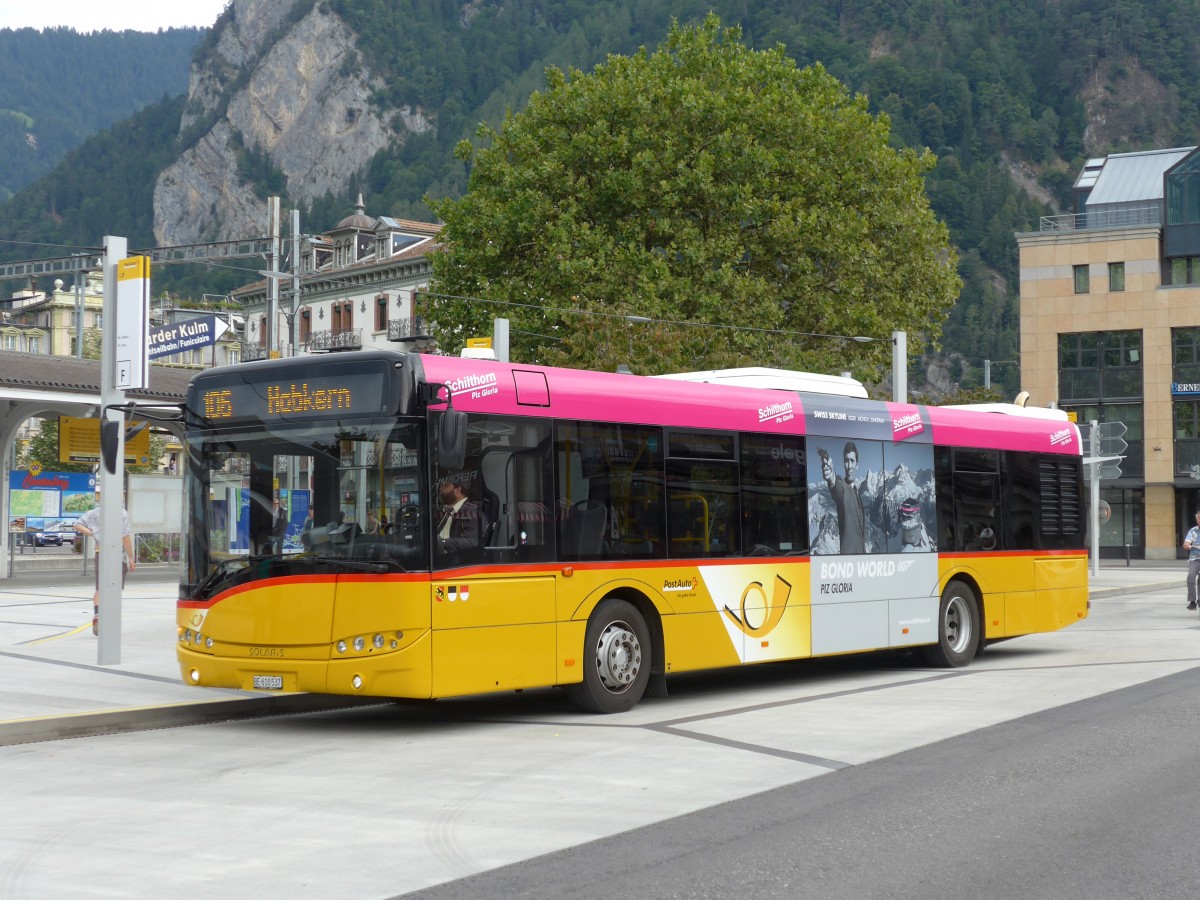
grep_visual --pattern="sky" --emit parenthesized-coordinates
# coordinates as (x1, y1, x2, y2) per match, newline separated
(0, 0, 228, 33)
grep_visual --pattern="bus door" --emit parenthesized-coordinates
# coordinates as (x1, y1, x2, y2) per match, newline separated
(429, 414, 559, 697)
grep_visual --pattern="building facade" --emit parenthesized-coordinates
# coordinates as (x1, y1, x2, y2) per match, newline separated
(1017, 146, 1200, 559)
(235, 198, 440, 359)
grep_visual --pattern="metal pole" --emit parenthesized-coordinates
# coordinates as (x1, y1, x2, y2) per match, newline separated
(74, 255, 85, 358)
(98, 235, 127, 665)
(892, 330, 907, 404)
(265, 196, 280, 356)
(984, 359, 991, 389)
(291, 208, 301, 357)
(1090, 420, 1100, 578)
(494, 318, 510, 363)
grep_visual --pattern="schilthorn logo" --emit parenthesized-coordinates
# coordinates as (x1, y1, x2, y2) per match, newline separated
(1049, 428, 1073, 446)
(446, 372, 498, 395)
(892, 412, 922, 434)
(758, 401, 793, 424)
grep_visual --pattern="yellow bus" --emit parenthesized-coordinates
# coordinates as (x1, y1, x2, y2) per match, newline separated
(177, 351, 1088, 712)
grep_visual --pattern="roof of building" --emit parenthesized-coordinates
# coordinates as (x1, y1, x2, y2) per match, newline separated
(0, 350, 193, 403)
(1086, 146, 1196, 206)
(334, 193, 377, 231)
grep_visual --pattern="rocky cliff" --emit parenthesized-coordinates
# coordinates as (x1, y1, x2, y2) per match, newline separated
(153, 0, 424, 246)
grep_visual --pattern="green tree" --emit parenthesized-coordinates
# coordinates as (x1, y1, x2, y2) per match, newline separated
(19, 417, 167, 477)
(19, 418, 91, 474)
(427, 15, 960, 378)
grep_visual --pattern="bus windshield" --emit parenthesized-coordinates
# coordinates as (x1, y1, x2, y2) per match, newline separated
(182, 418, 428, 598)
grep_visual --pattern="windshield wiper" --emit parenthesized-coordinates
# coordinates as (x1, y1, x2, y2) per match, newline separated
(193, 554, 277, 597)
(294, 556, 392, 574)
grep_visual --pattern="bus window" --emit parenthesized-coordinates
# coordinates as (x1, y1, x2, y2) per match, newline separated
(667, 430, 738, 558)
(740, 434, 807, 554)
(1003, 452, 1038, 549)
(555, 421, 665, 560)
(435, 414, 553, 567)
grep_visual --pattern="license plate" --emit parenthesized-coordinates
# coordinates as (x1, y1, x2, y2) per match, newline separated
(252, 675, 284, 690)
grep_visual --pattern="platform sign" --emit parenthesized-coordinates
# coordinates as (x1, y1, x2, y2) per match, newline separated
(148, 314, 229, 360)
(116, 255, 150, 390)
(59, 416, 150, 465)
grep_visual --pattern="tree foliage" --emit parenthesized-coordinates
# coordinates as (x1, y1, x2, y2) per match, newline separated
(428, 16, 959, 378)
(0, 26, 201, 201)
(19, 416, 168, 477)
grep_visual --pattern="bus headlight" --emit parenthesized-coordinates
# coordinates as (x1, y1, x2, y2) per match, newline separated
(351, 674, 363, 690)
(189, 669, 201, 683)
(353, 636, 365, 652)
(373, 634, 385, 649)
(336, 640, 347, 654)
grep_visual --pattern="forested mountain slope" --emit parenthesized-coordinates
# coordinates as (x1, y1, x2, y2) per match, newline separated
(2, 0, 1198, 394)
(0, 26, 202, 200)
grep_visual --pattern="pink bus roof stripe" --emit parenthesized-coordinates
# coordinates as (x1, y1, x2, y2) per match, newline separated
(419, 356, 1080, 455)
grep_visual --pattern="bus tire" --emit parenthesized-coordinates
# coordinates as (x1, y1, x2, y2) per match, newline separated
(566, 598, 651, 714)
(921, 581, 979, 668)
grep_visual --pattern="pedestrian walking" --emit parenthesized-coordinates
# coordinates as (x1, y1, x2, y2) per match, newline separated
(1184, 510, 1200, 610)
(73, 490, 136, 635)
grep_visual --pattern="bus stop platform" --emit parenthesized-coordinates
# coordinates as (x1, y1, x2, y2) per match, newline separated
(0, 560, 1191, 746)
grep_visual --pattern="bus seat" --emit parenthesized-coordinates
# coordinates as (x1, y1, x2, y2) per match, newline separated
(562, 499, 607, 558)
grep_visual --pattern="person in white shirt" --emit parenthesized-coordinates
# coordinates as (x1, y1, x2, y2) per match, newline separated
(74, 492, 135, 635)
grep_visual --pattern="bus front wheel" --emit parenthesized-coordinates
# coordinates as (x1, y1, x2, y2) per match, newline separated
(922, 581, 979, 668)
(566, 599, 651, 714)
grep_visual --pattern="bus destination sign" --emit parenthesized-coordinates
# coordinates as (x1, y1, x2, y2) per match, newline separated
(195, 369, 388, 424)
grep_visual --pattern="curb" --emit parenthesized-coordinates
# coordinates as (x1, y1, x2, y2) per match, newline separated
(1089, 579, 1184, 600)
(0, 693, 387, 747)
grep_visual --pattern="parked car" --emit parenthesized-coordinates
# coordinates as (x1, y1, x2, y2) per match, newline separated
(32, 531, 62, 547)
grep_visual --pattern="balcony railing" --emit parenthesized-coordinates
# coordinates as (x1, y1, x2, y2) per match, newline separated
(307, 328, 362, 352)
(388, 316, 431, 342)
(1040, 205, 1161, 232)
(243, 343, 269, 361)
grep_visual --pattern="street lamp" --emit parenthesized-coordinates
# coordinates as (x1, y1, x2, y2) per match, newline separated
(624, 315, 651, 358)
(984, 358, 1018, 389)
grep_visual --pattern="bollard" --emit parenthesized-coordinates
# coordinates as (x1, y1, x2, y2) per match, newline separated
(1125, 543, 1131, 566)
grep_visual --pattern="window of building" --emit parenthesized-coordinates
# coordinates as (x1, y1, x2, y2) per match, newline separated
(300, 308, 311, 344)
(1168, 257, 1200, 285)
(2, 332, 16, 351)
(1167, 153, 1200, 225)
(27, 335, 41, 353)
(1171, 328, 1200, 476)
(1073, 264, 1090, 293)
(375, 294, 389, 332)
(1059, 330, 1143, 479)
(1108, 262, 1125, 292)
(332, 300, 353, 333)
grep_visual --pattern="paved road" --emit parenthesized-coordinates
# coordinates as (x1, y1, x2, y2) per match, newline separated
(407, 665, 1200, 899)
(1, 573, 1197, 898)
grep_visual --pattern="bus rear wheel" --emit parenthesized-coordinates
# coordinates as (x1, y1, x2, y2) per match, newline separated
(922, 581, 979, 668)
(566, 599, 651, 714)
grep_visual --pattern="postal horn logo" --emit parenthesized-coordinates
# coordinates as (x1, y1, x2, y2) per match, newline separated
(723, 574, 792, 638)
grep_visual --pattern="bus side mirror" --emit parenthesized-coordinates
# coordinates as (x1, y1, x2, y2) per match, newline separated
(100, 418, 149, 475)
(100, 420, 119, 475)
(438, 410, 467, 470)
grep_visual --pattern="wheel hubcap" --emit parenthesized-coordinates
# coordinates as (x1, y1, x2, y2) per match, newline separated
(945, 595, 970, 654)
(595, 620, 641, 692)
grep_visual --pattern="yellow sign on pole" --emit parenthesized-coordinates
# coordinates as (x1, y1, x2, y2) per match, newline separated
(1065, 411, 1078, 423)
(59, 416, 151, 465)
(466, 337, 493, 348)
